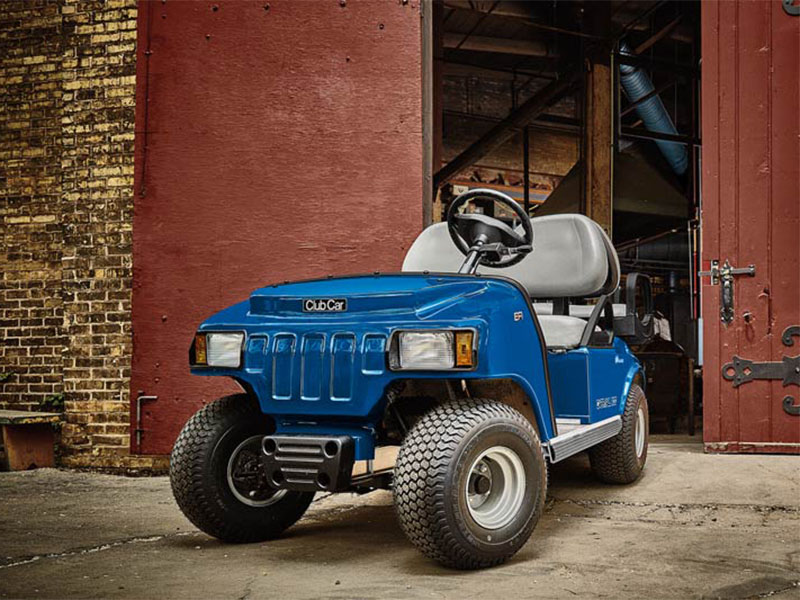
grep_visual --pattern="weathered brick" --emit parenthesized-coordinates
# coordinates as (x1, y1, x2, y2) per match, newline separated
(0, 0, 152, 470)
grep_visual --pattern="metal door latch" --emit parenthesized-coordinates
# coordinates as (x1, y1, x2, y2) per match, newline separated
(722, 325, 800, 416)
(699, 259, 756, 324)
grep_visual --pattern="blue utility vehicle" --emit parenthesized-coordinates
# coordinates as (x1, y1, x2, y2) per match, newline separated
(170, 189, 653, 569)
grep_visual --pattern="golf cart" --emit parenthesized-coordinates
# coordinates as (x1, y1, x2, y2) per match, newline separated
(171, 189, 653, 569)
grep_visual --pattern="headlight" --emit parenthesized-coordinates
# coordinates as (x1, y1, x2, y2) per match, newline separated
(193, 332, 244, 368)
(390, 330, 475, 370)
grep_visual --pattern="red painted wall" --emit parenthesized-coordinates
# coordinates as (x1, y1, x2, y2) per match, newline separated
(132, 0, 423, 454)
(701, 1, 800, 453)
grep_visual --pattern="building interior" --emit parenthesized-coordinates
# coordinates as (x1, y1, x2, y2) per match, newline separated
(433, 0, 702, 433)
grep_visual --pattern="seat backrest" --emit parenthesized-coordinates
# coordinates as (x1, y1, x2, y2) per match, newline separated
(534, 302, 628, 318)
(402, 213, 620, 298)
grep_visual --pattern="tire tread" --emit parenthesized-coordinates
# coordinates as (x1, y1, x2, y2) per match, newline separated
(169, 394, 313, 542)
(588, 384, 648, 484)
(394, 398, 546, 569)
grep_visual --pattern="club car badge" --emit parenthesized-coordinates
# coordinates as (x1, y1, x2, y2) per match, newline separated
(303, 298, 348, 313)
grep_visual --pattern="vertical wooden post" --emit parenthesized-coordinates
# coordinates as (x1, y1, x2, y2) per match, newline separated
(582, 4, 613, 236)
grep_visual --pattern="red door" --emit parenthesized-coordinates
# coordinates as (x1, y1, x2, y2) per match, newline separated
(701, 1, 800, 453)
(132, 0, 423, 454)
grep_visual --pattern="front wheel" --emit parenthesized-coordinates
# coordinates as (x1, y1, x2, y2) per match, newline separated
(170, 394, 315, 542)
(394, 399, 547, 569)
(589, 383, 649, 484)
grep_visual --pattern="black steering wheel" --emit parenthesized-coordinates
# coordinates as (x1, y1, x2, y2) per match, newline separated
(446, 188, 534, 269)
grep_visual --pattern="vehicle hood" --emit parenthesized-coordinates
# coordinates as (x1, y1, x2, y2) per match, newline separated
(198, 273, 518, 327)
(247, 274, 492, 320)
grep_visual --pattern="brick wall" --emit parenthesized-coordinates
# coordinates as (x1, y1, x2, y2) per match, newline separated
(0, 0, 160, 469)
(1, 1, 65, 418)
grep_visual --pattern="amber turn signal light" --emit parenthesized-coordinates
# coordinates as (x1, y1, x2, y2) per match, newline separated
(455, 331, 474, 367)
(194, 333, 208, 365)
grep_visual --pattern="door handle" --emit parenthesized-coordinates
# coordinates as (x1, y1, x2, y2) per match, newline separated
(699, 259, 756, 324)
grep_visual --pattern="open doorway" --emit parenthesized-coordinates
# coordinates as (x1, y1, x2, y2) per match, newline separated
(431, 0, 702, 435)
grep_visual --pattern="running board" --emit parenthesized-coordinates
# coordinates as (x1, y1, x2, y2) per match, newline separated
(545, 416, 622, 463)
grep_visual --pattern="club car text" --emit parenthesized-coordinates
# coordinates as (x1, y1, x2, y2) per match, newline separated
(303, 298, 347, 312)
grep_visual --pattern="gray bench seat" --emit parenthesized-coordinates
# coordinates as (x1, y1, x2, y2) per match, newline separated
(403, 214, 621, 350)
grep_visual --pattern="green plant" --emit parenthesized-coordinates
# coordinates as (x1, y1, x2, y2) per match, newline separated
(0, 372, 12, 383)
(40, 393, 65, 413)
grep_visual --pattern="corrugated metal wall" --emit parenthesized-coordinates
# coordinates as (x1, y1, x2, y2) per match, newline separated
(701, 0, 800, 453)
(131, 0, 423, 454)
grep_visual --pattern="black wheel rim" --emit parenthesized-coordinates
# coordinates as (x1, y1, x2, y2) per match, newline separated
(226, 435, 286, 507)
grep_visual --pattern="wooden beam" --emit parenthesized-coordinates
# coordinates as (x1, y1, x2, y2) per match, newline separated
(620, 77, 678, 118)
(434, 72, 578, 188)
(583, 60, 613, 234)
(442, 59, 557, 82)
(443, 0, 532, 20)
(443, 1, 603, 39)
(582, 3, 613, 236)
(442, 33, 549, 56)
(634, 15, 683, 54)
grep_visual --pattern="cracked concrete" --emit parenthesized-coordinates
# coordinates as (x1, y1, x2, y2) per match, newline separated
(0, 439, 798, 599)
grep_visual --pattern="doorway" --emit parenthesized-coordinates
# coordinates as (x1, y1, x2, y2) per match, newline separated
(429, 0, 703, 436)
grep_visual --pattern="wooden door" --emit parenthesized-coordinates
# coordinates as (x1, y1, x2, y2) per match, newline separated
(701, 1, 800, 453)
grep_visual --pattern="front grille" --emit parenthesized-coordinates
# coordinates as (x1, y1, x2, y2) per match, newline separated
(262, 331, 387, 403)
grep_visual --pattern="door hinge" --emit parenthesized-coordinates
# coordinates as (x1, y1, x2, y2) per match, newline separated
(699, 259, 755, 324)
(721, 325, 800, 416)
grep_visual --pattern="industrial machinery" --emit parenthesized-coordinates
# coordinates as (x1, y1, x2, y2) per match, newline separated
(170, 189, 654, 569)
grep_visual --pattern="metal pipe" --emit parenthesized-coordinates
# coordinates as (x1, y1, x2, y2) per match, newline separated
(619, 41, 688, 175)
(615, 228, 682, 252)
(422, 0, 434, 227)
(620, 126, 699, 146)
(134, 392, 158, 453)
(523, 126, 530, 214)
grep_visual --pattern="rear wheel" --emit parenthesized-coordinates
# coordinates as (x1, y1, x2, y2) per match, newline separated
(589, 383, 649, 484)
(170, 394, 314, 542)
(394, 399, 547, 569)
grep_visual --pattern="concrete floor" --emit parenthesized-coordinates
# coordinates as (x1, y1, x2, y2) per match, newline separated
(1, 438, 798, 599)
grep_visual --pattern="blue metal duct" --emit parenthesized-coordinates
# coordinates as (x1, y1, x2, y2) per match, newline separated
(619, 41, 688, 176)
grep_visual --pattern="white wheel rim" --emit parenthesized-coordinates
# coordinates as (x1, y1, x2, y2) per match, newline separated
(465, 446, 526, 530)
(227, 435, 287, 507)
(635, 406, 646, 458)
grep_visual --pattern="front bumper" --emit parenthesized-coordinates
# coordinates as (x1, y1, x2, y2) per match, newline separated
(262, 435, 355, 492)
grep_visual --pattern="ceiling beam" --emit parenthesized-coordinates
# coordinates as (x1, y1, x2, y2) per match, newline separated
(442, 33, 549, 57)
(434, 71, 579, 188)
(443, 0, 533, 20)
(449, 0, 499, 51)
(634, 15, 683, 54)
(443, 2, 603, 40)
(442, 60, 557, 82)
(620, 77, 678, 118)
(444, 109, 581, 136)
